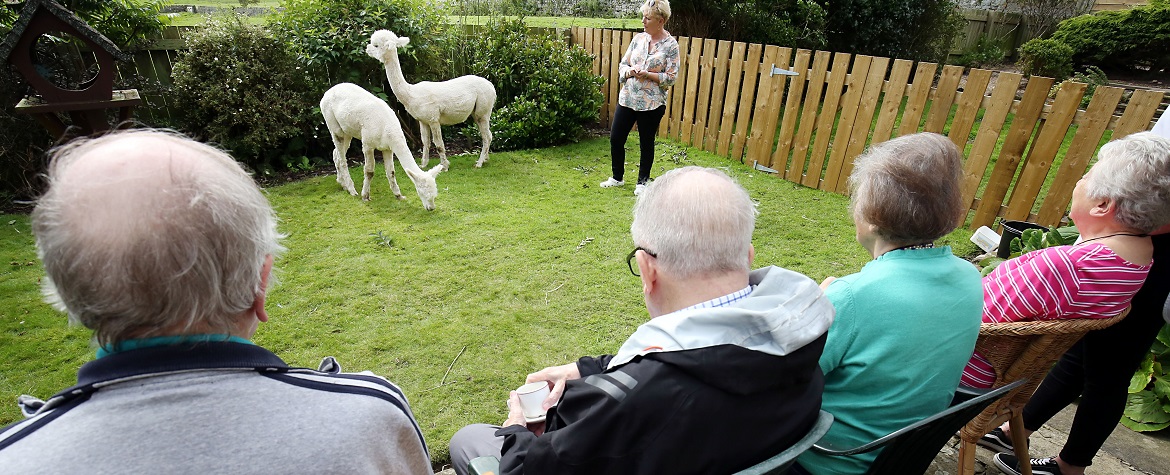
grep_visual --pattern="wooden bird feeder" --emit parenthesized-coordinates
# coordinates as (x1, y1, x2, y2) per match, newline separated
(1, 0, 141, 138)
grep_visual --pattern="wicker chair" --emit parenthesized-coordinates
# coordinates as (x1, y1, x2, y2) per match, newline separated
(957, 308, 1130, 475)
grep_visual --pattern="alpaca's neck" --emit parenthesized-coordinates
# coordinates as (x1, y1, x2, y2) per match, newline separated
(382, 52, 414, 100)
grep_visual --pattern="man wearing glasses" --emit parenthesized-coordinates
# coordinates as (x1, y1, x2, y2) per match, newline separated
(450, 166, 834, 474)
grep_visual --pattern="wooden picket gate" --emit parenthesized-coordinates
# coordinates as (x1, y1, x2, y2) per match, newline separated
(570, 27, 1166, 231)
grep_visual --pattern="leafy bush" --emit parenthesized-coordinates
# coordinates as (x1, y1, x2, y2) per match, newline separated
(1048, 3, 1170, 72)
(1018, 37, 1075, 80)
(1125, 325, 1170, 432)
(461, 18, 604, 150)
(170, 14, 320, 173)
(669, 0, 827, 50)
(955, 35, 1008, 68)
(1056, 66, 1109, 109)
(819, 0, 963, 62)
(270, 0, 447, 90)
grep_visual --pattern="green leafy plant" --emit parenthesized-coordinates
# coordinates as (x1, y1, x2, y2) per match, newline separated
(1048, 2, 1170, 73)
(669, 0, 828, 51)
(269, 0, 446, 89)
(1018, 37, 1075, 80)
(1124, 325, 1170, 432)
(1056, 66, 1109, 109)
(977, 225, 1078, 276)
(955, 35, 1007, 68)
(170, 14, 320, 173)
(461, 18, 604, 150)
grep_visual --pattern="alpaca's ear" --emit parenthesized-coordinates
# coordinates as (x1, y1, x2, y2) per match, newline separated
(427, 165, 443, 177)
(399, 36, 410, 47)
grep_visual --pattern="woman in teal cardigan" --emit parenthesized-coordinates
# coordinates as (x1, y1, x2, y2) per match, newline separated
(793, 133, 984, 475)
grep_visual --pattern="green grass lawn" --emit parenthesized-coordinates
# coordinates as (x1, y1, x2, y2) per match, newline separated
(0, 136, 977, 465)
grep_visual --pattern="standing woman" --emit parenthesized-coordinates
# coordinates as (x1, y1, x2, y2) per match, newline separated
(599, 0, 680, 196)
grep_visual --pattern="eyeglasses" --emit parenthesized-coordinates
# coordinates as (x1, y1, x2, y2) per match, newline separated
(627, 246, 657, 276)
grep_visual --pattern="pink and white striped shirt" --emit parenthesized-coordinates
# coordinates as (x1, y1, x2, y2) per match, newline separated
(960, 243, 1149, 387)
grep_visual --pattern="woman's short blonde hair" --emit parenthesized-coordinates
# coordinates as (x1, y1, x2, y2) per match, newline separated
(641, 0, 671, 22)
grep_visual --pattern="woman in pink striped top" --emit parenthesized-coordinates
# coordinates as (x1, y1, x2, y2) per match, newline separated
(961, 133, 1170, 390)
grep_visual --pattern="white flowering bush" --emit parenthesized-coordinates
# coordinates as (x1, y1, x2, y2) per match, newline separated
(171, 14, 321, 172)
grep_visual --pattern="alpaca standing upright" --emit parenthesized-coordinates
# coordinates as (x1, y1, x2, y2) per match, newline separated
(321, 82, 444, 211)
(366, 29, 496, 169)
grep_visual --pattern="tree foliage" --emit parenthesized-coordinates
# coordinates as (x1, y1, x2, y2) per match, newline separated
(171, 14, 320, 173)
(666, 0, 961, 61)
(269, 0, 447, 91)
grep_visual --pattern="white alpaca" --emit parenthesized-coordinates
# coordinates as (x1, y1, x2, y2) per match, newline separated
(366, 29, 497, 169)
(320, 82, 443, 211)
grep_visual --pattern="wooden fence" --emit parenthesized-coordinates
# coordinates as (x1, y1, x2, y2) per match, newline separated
(570, 27, 1166, 231)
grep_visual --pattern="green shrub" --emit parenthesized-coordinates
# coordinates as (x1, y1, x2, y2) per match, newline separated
(270, 0, 447, 90)
(1060, 66, 1109, 109)
(1124, 325, 1170, 432)
(818, 0, 963, 62)
(1018, 37, 1075, 80)
(955, 35, 1007, 68)
(669, 0, 827, 51)
(170, 14, 320, 173)
(461, 18, 604, 150)
(1049, 3, 1170, 72)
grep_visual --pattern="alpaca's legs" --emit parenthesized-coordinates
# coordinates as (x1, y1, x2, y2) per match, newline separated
(384, 149, 405, 200)
(475, 113, 492, 168)
(419, 123, 431, 169)
(360, 144, 376, 201)
(427, 122, 449, 171)
(331, 135, 357, 195)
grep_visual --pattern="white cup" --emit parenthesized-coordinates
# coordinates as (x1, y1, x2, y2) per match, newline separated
(516, 381, 551, 420)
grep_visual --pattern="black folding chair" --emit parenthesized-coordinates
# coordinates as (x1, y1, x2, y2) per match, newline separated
(467, 410, 835, 475)
(809, 379, 1026, 475)
(734, 410, 834, 475)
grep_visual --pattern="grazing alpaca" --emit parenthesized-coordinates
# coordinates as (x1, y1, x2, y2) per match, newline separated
(366, 29, 497, 169)
(320, 82, 443, 211)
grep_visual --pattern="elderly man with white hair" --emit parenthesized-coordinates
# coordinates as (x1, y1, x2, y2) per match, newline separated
(0, 129, 431, 474)
(450, 166, 834, 475)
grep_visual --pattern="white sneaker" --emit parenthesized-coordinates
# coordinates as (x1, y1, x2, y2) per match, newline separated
(600, 177, 625, 188)
(634, 184, 647, 196)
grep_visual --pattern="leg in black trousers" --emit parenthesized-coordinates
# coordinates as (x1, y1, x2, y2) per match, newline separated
(1021, 233, 1170, 468)
(610, 105, 666, 185)
(609, 105, 637, 182)
(634, 105, 666, 185)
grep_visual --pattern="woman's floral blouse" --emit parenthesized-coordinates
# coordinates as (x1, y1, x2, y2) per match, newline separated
(617, 32, 680, 111)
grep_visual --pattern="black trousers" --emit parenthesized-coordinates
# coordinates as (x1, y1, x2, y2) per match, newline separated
(1022, 233, 1170, 467)
(610, 104, 666, 185)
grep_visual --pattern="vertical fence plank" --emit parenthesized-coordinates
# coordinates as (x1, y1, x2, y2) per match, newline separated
(1114, 89, 1166, 138)
(946, 68, 992, 150)
(1003, 81, 1086, 222)
(667, 37, 691, 139)
(715, 42, 748, 156)
(833, 56, 890, 193)
(678, 37, 703, 143)
(802, 52, 851, 190)
(705, 40, 733, 154)
(788, 50, 832, 183)
(588, 28, 599, 76)
(821, 55, 873, 193)
(924, 64, 964, 134)
(1035, 86, 1125, 225)
(598, 29, 612, 127)
(775, 49, 813, 179)
(871, 59, 913, 144)
(971, 76, 1055, 229)
(899, 62, 938, 136)
(608, 30, 623, 126)
(690, 38, 718, 148)
(729, 43, 763, 162)
(745, 45, 788, 168)
(960, 72, 1022, 208)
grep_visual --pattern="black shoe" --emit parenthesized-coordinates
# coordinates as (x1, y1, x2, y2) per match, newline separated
(978, 427, 1015, 452)
(993, 453, 1065, 475)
